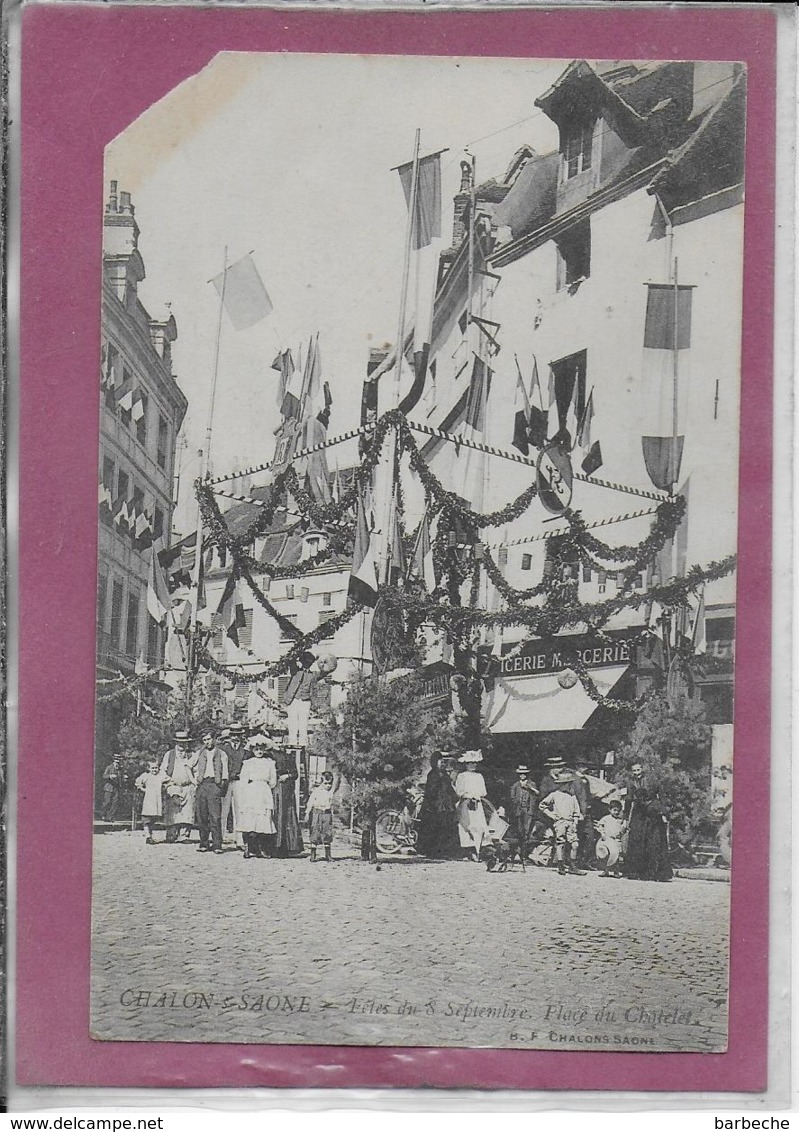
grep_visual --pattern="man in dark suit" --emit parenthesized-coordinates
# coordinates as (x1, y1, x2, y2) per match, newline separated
(507, 765, 540, 858)
(194, 731, 229, 854)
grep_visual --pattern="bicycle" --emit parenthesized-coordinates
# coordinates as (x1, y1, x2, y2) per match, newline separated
(374, 787, 424, 855)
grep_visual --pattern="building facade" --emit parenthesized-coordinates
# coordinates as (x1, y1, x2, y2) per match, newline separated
(372, 60, 745, 768)
(192, 487, 362, 748)
(97, 183, 188, 752)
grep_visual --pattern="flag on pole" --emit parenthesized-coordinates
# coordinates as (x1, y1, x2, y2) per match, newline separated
(98, 480, 113, 522)
(394, 151, 444, 411)
(388, 505, 406, 586)
(528, 358, 549, 449)
(397, 151, 443, 250)
(158, 534, 198, 592)
(459, 354, 491, 512)
(512, 363, 532, 455)
(216, 570, 247, 646)
(279, 352, 304, 420)
(546, 364, 559, 442)
(292, 336, 331, 504)
(317, 381, 333, 429)
(409, 510, 436, 592)
(348, 491, 378, 607)
(296, 415, 332, 505)
(147, 546, 172, 623)
(134, 508, 154, 552)
(578, 389, 603, 475)
(271, 348, 294, 402)
(117, 387, 135, 414)
(565, 391, 580, 451)
(211, 254, 273, 331)
(641, 282, 693, 490)
(691, 588, 707, 655)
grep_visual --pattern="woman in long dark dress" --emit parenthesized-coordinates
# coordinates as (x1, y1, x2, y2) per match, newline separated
(273, 742, 304, 857)
(416, 752, 460, 859)
(623, 763, 672, 881)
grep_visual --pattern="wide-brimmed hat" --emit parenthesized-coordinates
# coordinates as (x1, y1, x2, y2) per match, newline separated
(228, 723, 246, 735)
(515, 765, 531, 775)
(596, 840, 620, 867)
(460, 750, 483, 764)
(174, 731, 192, 744)
(545, 755, 566, 768)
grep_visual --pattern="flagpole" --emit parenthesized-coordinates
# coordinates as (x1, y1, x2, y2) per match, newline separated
(185, 246, 228, 714)
(466, 151, 476, 329)
(668, 254, 682, 648)
(379, 130, 421, 588)
(394, 129, 420, 401)
(671, 255, 680, 497)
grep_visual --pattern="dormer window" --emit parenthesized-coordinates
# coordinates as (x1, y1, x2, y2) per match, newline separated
(301, 531, 327, 562)
(562, 120, 595, 181)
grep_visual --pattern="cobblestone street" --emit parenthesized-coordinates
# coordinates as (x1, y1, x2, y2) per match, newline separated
(91, 831, 730, 1052)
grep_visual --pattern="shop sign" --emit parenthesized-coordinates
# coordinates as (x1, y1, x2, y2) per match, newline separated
(492, 631, 634, 679)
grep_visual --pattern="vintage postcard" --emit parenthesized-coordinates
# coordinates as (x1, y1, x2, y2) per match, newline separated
(14, 2, 779, 1095)
(89, 50, 742, 1053)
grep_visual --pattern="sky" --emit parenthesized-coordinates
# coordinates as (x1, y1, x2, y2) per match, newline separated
(106, 52, 565, 530)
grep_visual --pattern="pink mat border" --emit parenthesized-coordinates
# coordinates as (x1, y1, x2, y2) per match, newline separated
(16, 5, 775, 1092)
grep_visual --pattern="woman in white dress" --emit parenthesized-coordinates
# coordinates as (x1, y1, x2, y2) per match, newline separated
(454, 750, 490, 861)
(160, 732, 198, 843)
(236, 740, 278, 859)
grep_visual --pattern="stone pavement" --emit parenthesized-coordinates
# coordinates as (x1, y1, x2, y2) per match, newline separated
(91, 831, 730, 1052)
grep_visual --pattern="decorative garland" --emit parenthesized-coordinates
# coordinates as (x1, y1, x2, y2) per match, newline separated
(192, 407, 734, 709)
(236, 559, 303, 641)
(197, 601, 363, 682)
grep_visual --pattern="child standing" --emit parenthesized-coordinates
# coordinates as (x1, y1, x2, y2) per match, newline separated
(135, 760, 166, 844)
(594, 799, 626, 877)
(538, 787, 584, 876)
(306, 771, 336, 862)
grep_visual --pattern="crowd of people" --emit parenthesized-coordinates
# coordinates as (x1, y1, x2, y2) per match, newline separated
(103, 725, 671, 880)
(125, 724, 334, 861)
(415, 751, 672, 882)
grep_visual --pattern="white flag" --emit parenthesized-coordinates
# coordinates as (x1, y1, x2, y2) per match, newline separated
(211, 255, 273, 331)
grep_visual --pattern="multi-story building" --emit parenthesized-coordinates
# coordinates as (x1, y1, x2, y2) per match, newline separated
(96, 182, 188, 753)
(371, 60, 745, 770)
(195, 480, 362, 748)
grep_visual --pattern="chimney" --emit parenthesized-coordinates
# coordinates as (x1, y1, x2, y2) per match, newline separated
(119, 190, 134, 214)
(452, 158, 475, 246)
(107, 180, 118, 213)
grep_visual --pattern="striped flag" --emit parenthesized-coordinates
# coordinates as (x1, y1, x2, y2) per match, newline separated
(460, 354, 491, 512)
(348, 491, 378, 607)
(641, 283, 693, 490)
(388, 506, 406, 586)
(396, 150, 444, 412)
(528, 358, 548, 449)
(691, 589, 707, 655)
(409, 510, 436, 592)
(147, 546, 172, 623)
(512, 364, 532, 455)
(216, 570, 247, 646)
(578, 390, 603, 475)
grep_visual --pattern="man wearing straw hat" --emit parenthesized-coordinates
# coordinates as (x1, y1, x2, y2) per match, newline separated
(221, 722, 247, 849)
(539, 758, 585, 876)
